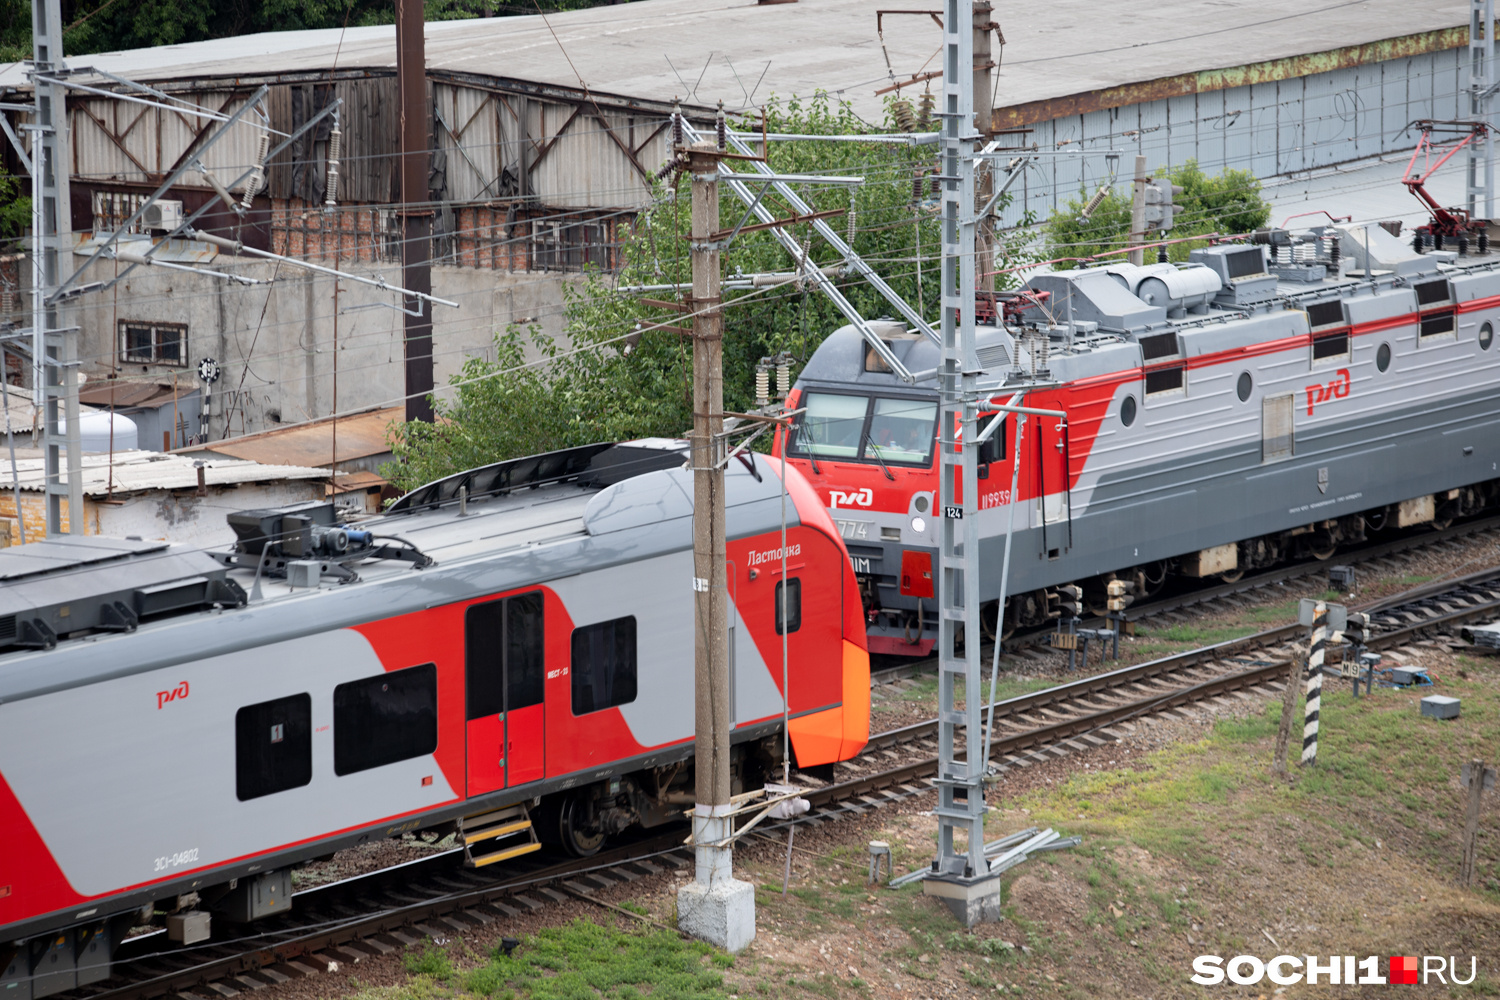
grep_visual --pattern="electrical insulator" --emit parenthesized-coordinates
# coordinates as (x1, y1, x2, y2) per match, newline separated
(715, 100, 726, 151)
(912, 172, 923, 203)
(917, 88, 934, 129)
(325, 125, 342, 208)
(754, 365, 770, 408)
(240, 132, 271, 213)
(1434, 232, 1445, 251)
(847, 205, 856, 245)
(930, 173, 940, 196)
(198, 162, 240, 216)
(1078, 184, 1109, 221)
(892, 98, 915, 133)
(1157, 243, 1168, 263)
(775, 360, 790, 399)
(1271, 241, 1280, 261)
(671, 100, 683, 148)
(1329, 235, 1341, 267)
(1460, 234, 1470, 256)
(1481, 231, 1491, 254)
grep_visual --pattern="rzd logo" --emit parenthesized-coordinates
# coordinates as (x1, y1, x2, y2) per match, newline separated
(828, 488, 873, 509)
(1305, 368, 1351, 415)
(156, 681, 190, 709)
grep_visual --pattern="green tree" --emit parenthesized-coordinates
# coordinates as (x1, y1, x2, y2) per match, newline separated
(1043, 158, 1271, 268)
(0, 164, 30, 249)
(381, 92, 1035, 493)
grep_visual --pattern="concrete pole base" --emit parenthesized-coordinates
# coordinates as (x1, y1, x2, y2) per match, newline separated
(923, 870, 1003, 927)
(678, 876, 756, 953)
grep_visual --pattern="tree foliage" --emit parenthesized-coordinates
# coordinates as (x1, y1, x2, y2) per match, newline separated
(381, 93, 1034, 493)
(0, 0, 627, 62)
(1043, 158, 1271, 268)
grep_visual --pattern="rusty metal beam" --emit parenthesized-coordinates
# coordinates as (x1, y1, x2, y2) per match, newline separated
(77, 104, 152, 178)
(526, 104, 582, 175)
(592, 114, 652, 187)
(993, 25, 1472, 130)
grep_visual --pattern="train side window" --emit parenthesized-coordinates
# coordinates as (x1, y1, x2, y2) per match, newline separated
(1236, 372, 1253, 402)
(1312, 331, 1349, 360)
(506, 592, 545, 711)
(1480, 322, 1494, 351)
(776, 578, 802, 635)
(235, 693, 312, 801)
(977, 415, 1006, 466)
(571, 616, 638, 715)
(1377, 343, 1392, 371)
(333, 664, 439, 775)
(465, 600, 505, 720)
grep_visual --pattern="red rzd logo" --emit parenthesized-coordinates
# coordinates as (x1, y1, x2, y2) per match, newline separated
(1305, 368, 1351, 415)
(157, 681, 189, 709)
(1391, 956, 1420, 985)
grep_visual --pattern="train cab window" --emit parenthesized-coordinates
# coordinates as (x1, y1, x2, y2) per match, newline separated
(791, 392, 865, 459)
(867, 397, 938, 464)
(235, 693, 312, 801)
(977, 417, 1006, 466)
(333, 664, 438, 775)
(775, 578, 802, 635)
(465, 592, 545, 720)
(571, 616, 638, 715)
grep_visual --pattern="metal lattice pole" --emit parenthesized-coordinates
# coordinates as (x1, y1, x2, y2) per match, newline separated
(1470, 0, 1495, 221)
(30, 0, 82, 535)
(932, 0, 988, 888)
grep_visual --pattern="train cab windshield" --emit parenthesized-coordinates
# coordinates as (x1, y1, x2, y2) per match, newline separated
(788, 391, 938, 467)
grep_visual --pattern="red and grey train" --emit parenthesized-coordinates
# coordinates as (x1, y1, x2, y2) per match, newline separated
(773, 225, 1500, 654)
(0, 440, 869, 995)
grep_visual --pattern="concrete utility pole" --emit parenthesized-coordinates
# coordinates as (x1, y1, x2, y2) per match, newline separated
(973, 1, 996, 294)
(1468, 0, 1495, 222)
(30, 0, 83, 535)
(1127, 154, 1148, 266)
(924, 0, 1001, 927)
(678, 140, 755, 953)
(397, 0, 434, 422)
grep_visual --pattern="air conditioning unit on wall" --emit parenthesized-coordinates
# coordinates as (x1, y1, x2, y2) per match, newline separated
(143, 200, 184, 233)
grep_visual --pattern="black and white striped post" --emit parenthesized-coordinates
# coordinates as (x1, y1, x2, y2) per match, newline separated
(1301, 601, 1329, 766)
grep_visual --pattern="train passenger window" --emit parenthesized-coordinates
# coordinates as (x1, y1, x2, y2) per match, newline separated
(1145, 366, 1183, 395)
(1312, 332, 1349, 360)
(333, 664, 439, 775)
(791, 393, 866, 459)
(1420, 310, 1455, 337)
(867, 397, 937, 465)
(465, 592, 545, 719)
(775, 578, 802, 635)
(571, 616, 638, 715)
(1481, 323, 1495, 351)
(235, 693, 312, 801)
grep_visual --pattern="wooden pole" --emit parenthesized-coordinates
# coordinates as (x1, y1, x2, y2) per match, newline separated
(397, 0, 434, 422)
(1272, 652, 1301, 776)
(1460, 759, 1492, 886)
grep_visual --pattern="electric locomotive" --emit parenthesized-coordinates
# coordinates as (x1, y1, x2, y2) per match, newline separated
(772, 223, 1500, 654)
(0, 439, 869, 995)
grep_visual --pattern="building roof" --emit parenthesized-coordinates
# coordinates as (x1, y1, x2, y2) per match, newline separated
(181, 406, 401, 469)
(4, 449, 328, 497)
(0, 0, 1470, 123)
(78, 380, 197, 410)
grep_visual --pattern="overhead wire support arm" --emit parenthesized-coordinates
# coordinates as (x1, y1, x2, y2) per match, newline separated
(46, 84, 272, 304)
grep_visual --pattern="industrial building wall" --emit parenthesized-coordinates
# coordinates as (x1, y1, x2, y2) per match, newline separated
(998, 47, 1464, 228)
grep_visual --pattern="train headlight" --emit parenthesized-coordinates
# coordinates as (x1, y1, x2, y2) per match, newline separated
(911, 516, 927, 533)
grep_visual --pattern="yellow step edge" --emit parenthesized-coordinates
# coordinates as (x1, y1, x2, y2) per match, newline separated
(469, 840, 543, 868)
(463, 819, 533, 845)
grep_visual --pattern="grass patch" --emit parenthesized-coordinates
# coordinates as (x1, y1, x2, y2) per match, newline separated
(448, 920, 732, 1000)
(1136, 624, 1248, 646)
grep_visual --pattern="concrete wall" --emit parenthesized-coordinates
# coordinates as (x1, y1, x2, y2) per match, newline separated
(998, 47, 1464, 228)
(57, 257, 587, 440)
(0, 480, 324, 549)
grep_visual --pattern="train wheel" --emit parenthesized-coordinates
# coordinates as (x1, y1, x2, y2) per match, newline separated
(1308, 536, 1338, 561)
(1217, 567, 1244, 583)
(558, 795, 606, 857)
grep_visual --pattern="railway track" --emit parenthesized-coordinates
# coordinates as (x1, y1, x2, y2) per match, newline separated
(67, 564, 1500, 1000)
(869, 512, 1500, 687)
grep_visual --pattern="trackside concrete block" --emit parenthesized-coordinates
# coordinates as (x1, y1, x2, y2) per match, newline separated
(677, 878, 756, 953)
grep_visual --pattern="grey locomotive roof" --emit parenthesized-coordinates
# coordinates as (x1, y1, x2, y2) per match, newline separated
(0, 0, 1464, 123)
(0, 449, 804, 705)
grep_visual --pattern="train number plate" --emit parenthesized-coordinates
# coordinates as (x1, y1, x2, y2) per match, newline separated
(834, 519, 871, 540)
(943, 505, 963, 519)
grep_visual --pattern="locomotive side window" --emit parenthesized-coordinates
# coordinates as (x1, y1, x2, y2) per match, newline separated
(977, 416, 1006, 465)
(1312, 332, 1349, 360)
(1145, 366, 1183, 395)
(775, 578, 802, 635)
(1481, 323, 1495, 351)
(333, 664, 439, 775)
(571, 616, 638, 715)
(466, 592, 545, 719)
(235, 693, 312, 801)
(1420, 310, 1455, 337)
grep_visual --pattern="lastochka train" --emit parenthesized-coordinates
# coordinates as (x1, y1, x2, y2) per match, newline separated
(0, 440, 869, 995)
(773, 224, 1500, 653)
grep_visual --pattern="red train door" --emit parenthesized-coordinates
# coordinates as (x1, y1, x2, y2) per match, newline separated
(1034, 413, 1071, 556)
(463, 592, 546, 796)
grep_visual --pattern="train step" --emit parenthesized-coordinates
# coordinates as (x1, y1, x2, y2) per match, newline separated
(459, 804, 542, 868)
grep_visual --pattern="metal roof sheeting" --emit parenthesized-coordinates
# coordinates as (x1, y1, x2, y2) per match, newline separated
(181, 406, 401, 468)
(4, 450, 328, 496)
